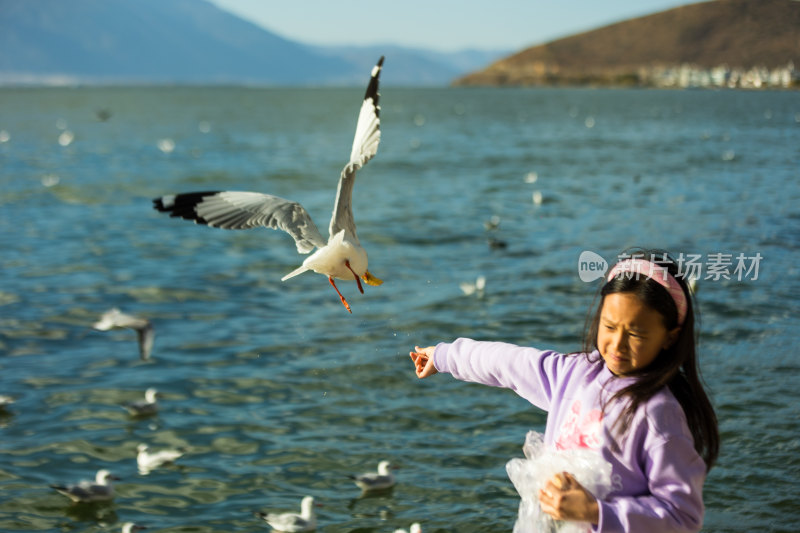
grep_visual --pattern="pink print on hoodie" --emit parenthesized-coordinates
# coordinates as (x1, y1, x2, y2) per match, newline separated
(556, 400, 604, 451)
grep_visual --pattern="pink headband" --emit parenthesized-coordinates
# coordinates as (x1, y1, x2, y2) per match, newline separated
(606, 258, 688, 326)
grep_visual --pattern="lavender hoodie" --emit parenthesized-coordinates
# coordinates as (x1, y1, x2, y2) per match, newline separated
(434, 338, 706, 533)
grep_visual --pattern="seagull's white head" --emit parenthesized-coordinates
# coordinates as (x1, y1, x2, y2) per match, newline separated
(121, 522, 148, 533)
(300, 495, 318, 518)
(96, 469, 119, 484)
(144, 388, 158, 403)
(377, 460, 395, 474)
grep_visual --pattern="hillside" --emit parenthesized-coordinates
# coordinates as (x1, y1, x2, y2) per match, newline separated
(454, 0, 800, 87)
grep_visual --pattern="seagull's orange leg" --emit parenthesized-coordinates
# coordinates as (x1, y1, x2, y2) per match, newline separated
(345, 260, 364, 294)
(329, 276, 352, 313)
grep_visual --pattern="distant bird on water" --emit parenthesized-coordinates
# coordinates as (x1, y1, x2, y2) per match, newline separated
(121, 523, 148, 533)
(137, 443, 184, 474)
(393, 523, 422, 533)
(95, 108, 112, 122)
(152, 57, 386, 314)
(349, 460, 397, 492)
(122, 387, 159, 417)
(93, 308, 154, 360)
(0, 395, 15, 418)
(0, 395, 15, 409)
(459, 275, 486, 296)
(256, 495, 318, 532)
(50, 469, 119, 503)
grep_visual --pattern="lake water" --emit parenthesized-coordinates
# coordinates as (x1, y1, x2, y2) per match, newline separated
(0, 85, 798, 532)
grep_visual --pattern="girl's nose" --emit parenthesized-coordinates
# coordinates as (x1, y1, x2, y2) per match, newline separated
(610, 331, 628, 354)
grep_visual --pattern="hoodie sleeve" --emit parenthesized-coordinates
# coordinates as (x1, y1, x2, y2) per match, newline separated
(594, 400, 707, 532)
(433, 337, 569, 412)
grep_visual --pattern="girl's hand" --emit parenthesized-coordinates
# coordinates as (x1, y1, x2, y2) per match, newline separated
(538, 472, 599, 525)
(409, 345, 438, 378)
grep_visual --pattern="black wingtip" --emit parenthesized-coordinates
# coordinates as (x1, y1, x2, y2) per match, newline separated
(152, 191, 219, 224)
(363, 57, 384, 104)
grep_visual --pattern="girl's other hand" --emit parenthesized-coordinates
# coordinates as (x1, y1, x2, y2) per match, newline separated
(409, 345, 438, 378)
(538, 471, 599, 525)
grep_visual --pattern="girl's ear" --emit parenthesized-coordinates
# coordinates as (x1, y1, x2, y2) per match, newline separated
(663, 327, 681, 350)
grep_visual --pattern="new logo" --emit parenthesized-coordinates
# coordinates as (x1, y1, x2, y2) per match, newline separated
(578, 251, 608, 282)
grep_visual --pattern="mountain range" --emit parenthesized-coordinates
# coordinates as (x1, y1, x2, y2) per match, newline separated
(0, 0, 506, 86)
(2, 0, 797, 87)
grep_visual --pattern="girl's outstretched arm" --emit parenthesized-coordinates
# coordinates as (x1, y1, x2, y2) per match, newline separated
(410, 345, 438, 378)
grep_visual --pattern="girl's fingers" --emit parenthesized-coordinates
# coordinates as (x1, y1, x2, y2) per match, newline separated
(409, 352, 426, 374)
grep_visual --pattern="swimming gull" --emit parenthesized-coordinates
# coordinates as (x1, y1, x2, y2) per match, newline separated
(121, 523, 147, 533)
(153, 57, 386, 313)
(459, 275, 486, 296)
(0, 395, 15, 409)
(483, 215, 501, 231)
(393, 524, 422, 533)
(122, 387, 158, 417)
(93, 308, 154, 360)
(137, 443, 184, 474)
(256, 495, 318, 532)
(349, 460, 397, 492)
(50, 469, 119, 503)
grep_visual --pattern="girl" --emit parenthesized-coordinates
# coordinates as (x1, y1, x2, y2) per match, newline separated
(410, 251, 718, 532)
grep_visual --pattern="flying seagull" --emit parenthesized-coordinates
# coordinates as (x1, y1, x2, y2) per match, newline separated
(93, 308, 154, 360)
(153, 57, 386, 313)
(256, 495, 318, 532)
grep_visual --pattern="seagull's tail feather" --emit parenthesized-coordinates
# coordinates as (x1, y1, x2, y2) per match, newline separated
(281, 265, 311, 281)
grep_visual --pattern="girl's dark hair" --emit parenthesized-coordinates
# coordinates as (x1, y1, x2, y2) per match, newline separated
(583, 249, 719, 471)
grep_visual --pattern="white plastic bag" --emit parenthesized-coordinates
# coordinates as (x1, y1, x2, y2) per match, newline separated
(506, 431, 613, 533)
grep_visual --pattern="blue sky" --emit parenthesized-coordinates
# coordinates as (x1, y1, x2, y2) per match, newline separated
(207, 0, 698, 52)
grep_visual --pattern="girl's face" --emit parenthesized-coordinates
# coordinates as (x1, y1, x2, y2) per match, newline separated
(597, 292, 678, 376)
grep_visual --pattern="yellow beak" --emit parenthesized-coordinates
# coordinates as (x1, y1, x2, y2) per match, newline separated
(361, 270, 383, 286)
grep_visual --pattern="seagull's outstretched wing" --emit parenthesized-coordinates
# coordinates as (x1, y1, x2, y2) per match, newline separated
(329, 56, 383, 241)
(50, 484, 91, 501)
(50, 481, 112, 502)
(154, 191, 326, 254)
(135, 323, 154, 361)
(108, 310, 148, 329)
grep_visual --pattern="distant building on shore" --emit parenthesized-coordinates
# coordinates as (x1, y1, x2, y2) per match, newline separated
(641, 62, 797, 89)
